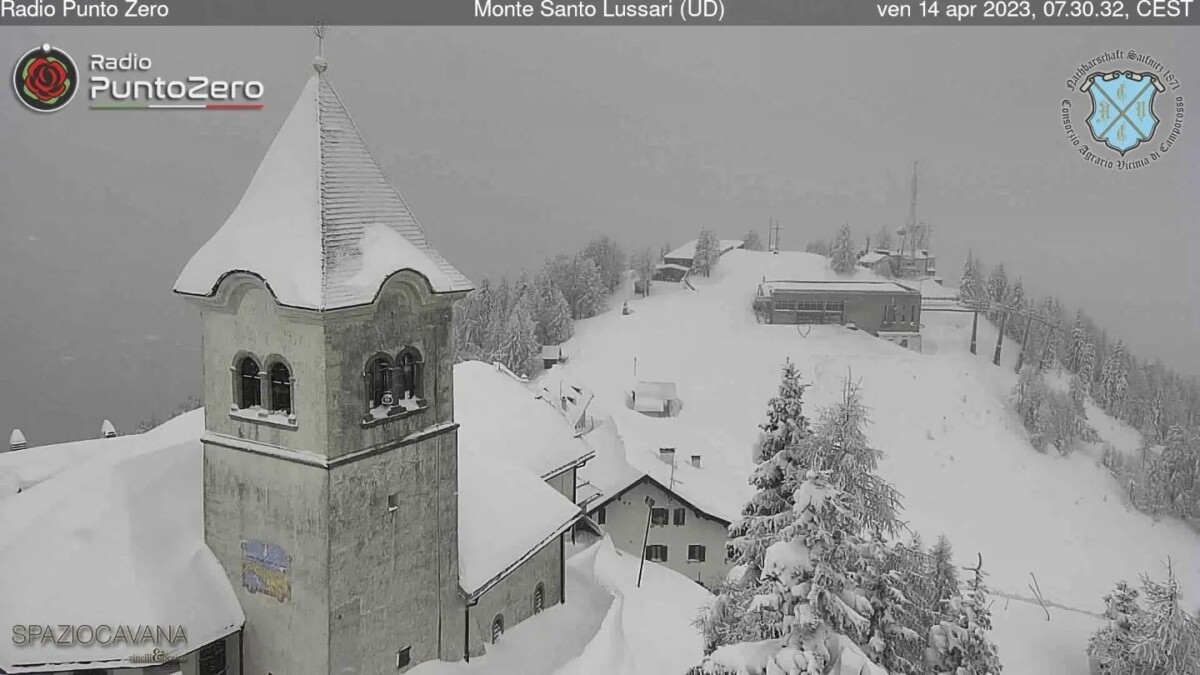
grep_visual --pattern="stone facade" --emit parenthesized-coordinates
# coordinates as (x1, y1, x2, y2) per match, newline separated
(192, 272, 466, 675)
(588, 477, 731, 589)
(465, 535, 565, 658)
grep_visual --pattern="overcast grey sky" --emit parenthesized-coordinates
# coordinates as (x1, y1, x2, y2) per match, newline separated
(1, 26, 1196, 444)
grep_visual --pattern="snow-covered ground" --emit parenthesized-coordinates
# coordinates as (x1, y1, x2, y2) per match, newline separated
(543, 249, 1199, 674)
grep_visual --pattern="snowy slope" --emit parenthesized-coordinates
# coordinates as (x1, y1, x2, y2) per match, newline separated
(547, 249, 1200, 674)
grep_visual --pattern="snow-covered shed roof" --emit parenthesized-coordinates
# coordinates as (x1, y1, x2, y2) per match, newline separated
(663, 239, 744, 262)
(0, 410, 244, 673)
(655, 263, 690, 272)
(632, 381, 678, 413)
(173, 70, 472, 311)
(457, 454, 581, 598)
(541, 345, 563, 360)
(455, 361, 594, 479)
(858, 251, 889, 265)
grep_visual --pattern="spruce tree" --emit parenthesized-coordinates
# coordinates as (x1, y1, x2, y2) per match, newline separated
(831, 223, 857, 275)
(728, 361, 812, 579)
(498, 294, 541, 377)
(959, 252, 984, 308)
(1066, 311, 1089, 373)
(926, 556, 1003, 675)
(572, 256, 606, 319)
(986, 264, 1008, 322)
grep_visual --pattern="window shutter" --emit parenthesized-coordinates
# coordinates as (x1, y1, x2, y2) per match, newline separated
(698, 545, 706, 562)
(673, 508, 686, 525)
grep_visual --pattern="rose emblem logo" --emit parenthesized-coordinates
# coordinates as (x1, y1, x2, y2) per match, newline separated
(12, 44, 78, 112)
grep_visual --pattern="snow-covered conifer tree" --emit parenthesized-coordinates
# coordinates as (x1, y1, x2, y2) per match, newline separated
(1066, 311, 1089, 373)
(572, 255, 607, 319)
(860, 537, 923, 674)
(792, 380, 902, 535)
(1088, 580, 1142, 674)
(925, 555, 1003, 675)
(583, 235, 625, 293)
(1013, 366, 1051, 451)
(727, 361, 812, 578)
(830, 224, 857, 276)
(928, 534, 960, 620)
(693, 230, 718, 277)
(1089, 564, 1200, 674)
(701, 471, 888, 675)
(1101, 341, 1131, 412)
(532, 271, 573, 345)
(959, 252, 984, 308)
(986, 264, 1008, 322)
(498, 294, 541, 377)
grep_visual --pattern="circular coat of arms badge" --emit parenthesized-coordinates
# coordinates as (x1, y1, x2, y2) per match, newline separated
(13, 43, 79, 112)
(1061, 49, 1185, 171)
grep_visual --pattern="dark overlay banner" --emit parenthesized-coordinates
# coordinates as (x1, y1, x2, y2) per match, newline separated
(0, 0, 1195, 26)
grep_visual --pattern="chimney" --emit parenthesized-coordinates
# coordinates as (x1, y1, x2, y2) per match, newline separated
(9, 429, 27, 452)
(101, 420, 117, 438)
(658, 448, 675, 464)
(690, 454, 701, 468)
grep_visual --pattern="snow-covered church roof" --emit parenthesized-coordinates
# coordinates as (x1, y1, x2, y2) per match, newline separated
(173, 68, 473, 310)
(0, 411, 243, 673)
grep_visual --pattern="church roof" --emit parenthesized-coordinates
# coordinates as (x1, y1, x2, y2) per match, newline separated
(0, 411, 243, 673)
(173, 70, 473, 310)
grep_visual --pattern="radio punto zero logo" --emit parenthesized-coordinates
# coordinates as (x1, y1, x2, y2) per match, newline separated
(13, 44, 79, 112)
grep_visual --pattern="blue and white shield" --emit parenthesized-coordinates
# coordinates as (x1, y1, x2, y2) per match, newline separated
(1083, 71, 1163, 155)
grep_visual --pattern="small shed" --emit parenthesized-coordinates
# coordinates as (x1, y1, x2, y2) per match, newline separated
(541, 345, 566, 369)
(632, 381, 679, 417)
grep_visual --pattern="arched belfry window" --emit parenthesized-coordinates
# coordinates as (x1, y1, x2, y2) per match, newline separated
(268, 362, 292, 414)
(238, 356, 262, 409)
(397, 347, 424, 400)
(491, 615, 504, 642)
(366, 355, 394, 410)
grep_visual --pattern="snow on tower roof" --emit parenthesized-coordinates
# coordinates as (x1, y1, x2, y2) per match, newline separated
(0, 410, 244, 673)
(173, 71, 472, 310)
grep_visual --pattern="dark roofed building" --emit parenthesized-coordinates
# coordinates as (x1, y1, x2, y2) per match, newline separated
(753, 280, 922, 350)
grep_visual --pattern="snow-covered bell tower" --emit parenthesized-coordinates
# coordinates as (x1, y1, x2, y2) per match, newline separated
(173, 53, 473, 674)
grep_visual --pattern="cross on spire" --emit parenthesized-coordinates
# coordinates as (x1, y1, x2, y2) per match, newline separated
(312, 22, 328, 73)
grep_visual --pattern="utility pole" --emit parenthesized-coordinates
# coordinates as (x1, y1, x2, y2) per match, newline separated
(637, 496, 655, 588)
(993, 311, 1007, 366)
(1015, 312, 1036, 373)
(970, 310, 979, 355)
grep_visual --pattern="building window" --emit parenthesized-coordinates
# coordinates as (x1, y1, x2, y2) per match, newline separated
(688, 545, 707, 562)
(387, 493, 399, 512)
(650, 508, 669, 526)
(645, 544, 668, 562)
(198, 639, 227, 675)
(397, 348, 424, 400)
(673, 508, 686, 525)
(238, 355, 261, 409)
(533, 583, 545, 614)
(268, 362, 292, 414)
(366, 355, 394, 409)
(596, 506, 606, 525)
(491, 615, 504, 642)
(396, 646, 411, 669)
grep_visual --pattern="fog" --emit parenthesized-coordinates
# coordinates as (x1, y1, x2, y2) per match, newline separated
(1, 26, 1196, 445)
